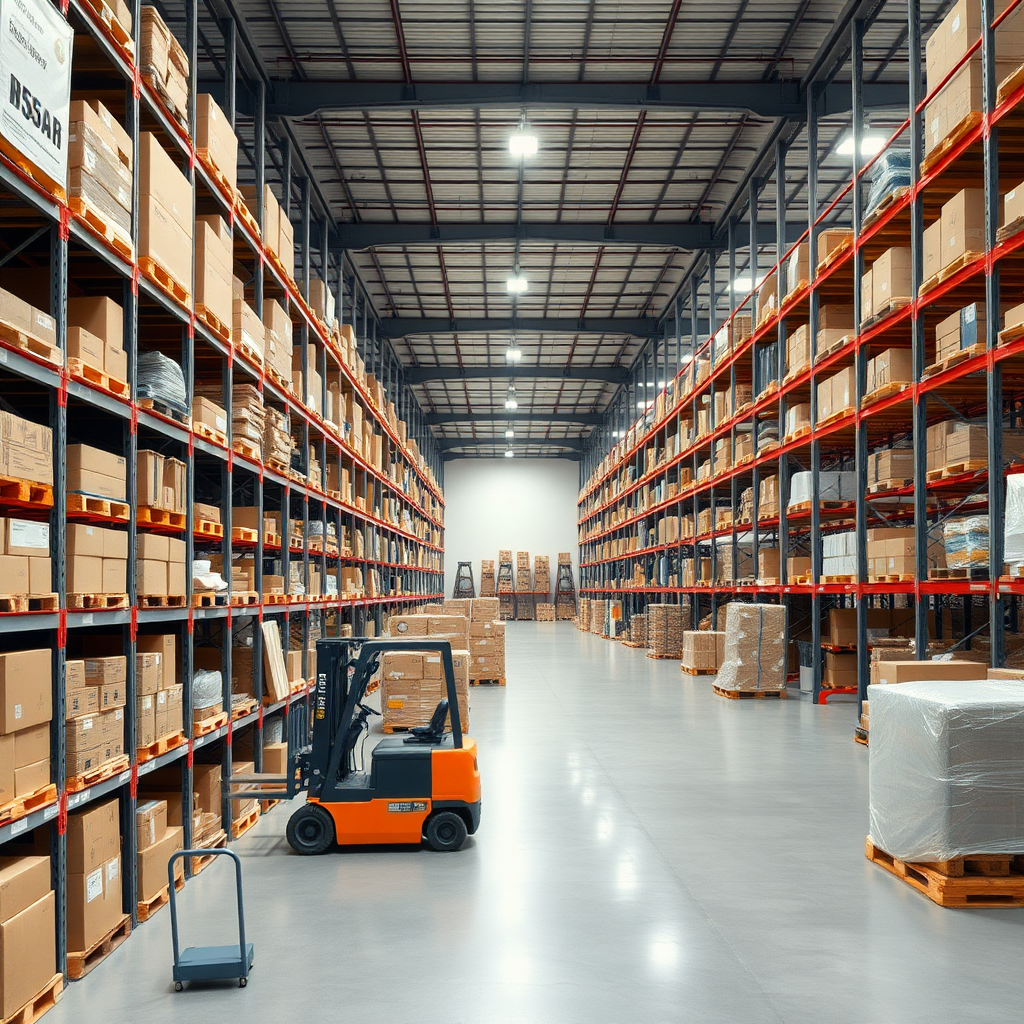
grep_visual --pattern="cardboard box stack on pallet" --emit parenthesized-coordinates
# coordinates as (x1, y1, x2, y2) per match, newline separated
(0, 650, 52, 806)
(716, 603, 788, 695)
(534, 555, 550, 594)
(139, 132, 193, 300)
(0, 855, 57, 1018)
(537, 603, 556, 621)
(140, 6, 189, 125)
(0, 518, 52, 601)
(681, 631, 726, 674)
(648, 604, 685, 657)
(67, 290, 126, 393)
(136, 798, 184, 904)
(480, 559, 495, 596)
(380, 649, 471, 733)
(137, 535, 187, 599)
(67, 799, 123, 955)
(66, 524, 127, 598)
(136, 634, 183, 748)
(467, 599, 505, 682)
(515, 552, 531, 591)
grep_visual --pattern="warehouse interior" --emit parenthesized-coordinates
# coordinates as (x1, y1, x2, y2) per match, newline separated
(1, 0, 1023, 1020)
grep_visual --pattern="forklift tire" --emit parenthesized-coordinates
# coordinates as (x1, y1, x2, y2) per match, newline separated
(286, 804, 335, 855)
(425, 811, 468, 852)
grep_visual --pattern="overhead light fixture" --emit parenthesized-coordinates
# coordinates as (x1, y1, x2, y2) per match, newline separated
(637, 399, 654, 411)
(837, 133, 887, 157)
(504, 384, 518, 411)
(505, 336, 522, 362)
(657, 380, 666, 388)
(504, 447, 515, 459)
(506, 273, 528, 294)
(509, 120, 538, 159)
(505, 428, 515, 438)
(731, 273, 767, 293)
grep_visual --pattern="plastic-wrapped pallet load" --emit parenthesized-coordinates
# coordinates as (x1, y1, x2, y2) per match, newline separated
(648, 604, 684, 658)
(943, 515, 990, 569)
(138, 350, 188, 414)
(681, 630, 726, 673)
(630, 613, 647, 647)
(865, 149, 911, 217)
(787, 470, 856, 508)
(868, 680, 1024, 861)
(589, 599, 606, 635)
(716, 603, 787, 692)
(1006, 474, 1024, 575)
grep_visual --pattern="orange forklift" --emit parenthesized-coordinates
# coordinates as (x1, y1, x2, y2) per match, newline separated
(279, 638, 481, 854)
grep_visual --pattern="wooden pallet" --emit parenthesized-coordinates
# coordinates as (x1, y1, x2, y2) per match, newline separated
(0, 973, 63, 1024)
(234, 329, 264, 370)
(192, 419, 228, 448)
(0, 594, 58, 614)
(232, 437, 261, 461)
(0, 783, 58, 828)
(713, 685, 787, 700)
(867, 478, 912, 494)
(867, 574, 915, 583)
(67, 914, 132, 980)
(264, 593, 288, 604)
(194, 518, 224, 539)
(865, 837, 1024, 908)
(231, 807, 260, 839)
(863, 186, 910, 230)
(66, 755, 130, 793)
(861, 299, 912, 331)
(234, 193, 262, 240)
(927, 459, 986, 480)
(68, 198, 134, 262)
(66, 357, 130, 400)
(231, 526, 259, 544)
(231, 698, 259, 720)
(67, 493, 130, 521)
(136, 506, 186, 530)
(138, 398, 190, 425)
(138, 594, 187, 608)
(0, 320, 61, 368)
(139, 256, 191, 310)
(817, 407, 857, 429)
(137, 874, 185, 924)
(195, 303, 231, 347)
(230, 591, 259, 607)
(80, 0, 133, 53)
(0, 137, 66, 203)
(66, 593, 129, 610)
(680, 665, 716, 675)
(998, 60, 1024, 105)
(469, 677, 507, 686)
(821, 574, 857, 584)
(646, 653, 680, 661)
(196, 150, 235, 203)
(781, 427, 812, 447)
(928, 566, 989, 580)
(922, 112, 984, 176)
(192, 591, 228, 607)
(854, 726, 869, 747)
(190, 829, 228, 875)
(136, 732, 186, 763)
(919, 251, 984, 297)
(193, 710, 229, 737)
(923, 342, 986, 378)
(861, 381, 910, 406)
(788, 502, 852, 515)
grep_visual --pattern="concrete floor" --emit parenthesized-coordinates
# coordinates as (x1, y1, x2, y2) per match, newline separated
(51, 623, 1023, 1024)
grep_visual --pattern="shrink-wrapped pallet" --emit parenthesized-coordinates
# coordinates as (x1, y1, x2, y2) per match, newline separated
(716, 603, 787, 692)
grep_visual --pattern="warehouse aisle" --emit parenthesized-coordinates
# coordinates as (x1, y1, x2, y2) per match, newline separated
(50, 625, 1018, 1024)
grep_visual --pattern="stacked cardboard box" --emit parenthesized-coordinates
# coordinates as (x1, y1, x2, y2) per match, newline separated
(935, 302, 987, 363)
(263, 299, 294, 385)
(66, 524, 127, 595)
(140, 7, 189, 124)
(191, 396, 228, 442)
(195, 384, 265, 457)
(380, 648, 470, 733)
(67, 444, 126, 502)
(865, 348, 913, 394)
(943, 515, 990, 568)
(67, 652, 126, 775)
(194, 214, 233, 335)
(136, 799, 184, 902)
(478, 559, 494, 596)
(67, 799, 123, 954)
(68, 100, 132, 252)
(862, 248, 911, 323)
(231, 760, 259, 825)
(0, 412, 52, 486)
(629, 612, 647, 646)
(537, 602, 556, 621)
(867, 447, 914, 487)
(263, 407, 293, 467)
(716, 603, 787, 692)
(0, 286, 57, 361)
(0, 518, 51, 597)
(195, 94, 237, 192)
(648, 604, 685, 658)
(68, 295, 127, 382)
(681, 631, 726, 673)
(468, 602, 505, 681)
(139, 133, 193, 297)
(136, 534, 187, 597)
(192, 763, 223, 844)
(515, 551, 531, 591)
(866, 526, 945, 577)
(136, 634, 182, 746)
(0, 650, 52, 804)
(816, 366, 857, 422)
(0, 856, 56, 1018)
(136, 450, 186, 514)
(232, 277, 265, 365)
(927, 418, 1024, 474)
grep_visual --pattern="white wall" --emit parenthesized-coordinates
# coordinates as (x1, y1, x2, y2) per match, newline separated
(441, 458, 580, 597)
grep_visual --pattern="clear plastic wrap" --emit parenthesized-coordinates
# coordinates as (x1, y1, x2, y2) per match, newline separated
(137, 350, 188, 413)
(716, 602, 787, 691)
(787, 470, 856, 506)
(1004, 473, 1024, 573)
(192, 668, 223, 710)
(942, 515, 990, 568)
(866, 149, 912, 217)
(868, 680, 1024, 861)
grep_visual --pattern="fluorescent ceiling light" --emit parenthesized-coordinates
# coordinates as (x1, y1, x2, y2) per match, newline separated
(505, 343, 523, 362)
(837, 133, 887, 156)
(504, 448, 515, 458)
(506, 274, 529, 294)
(505, 428, 515, 438)
(731, 273, 767, 293)
(657, 380, 666, 388)
(504, 396, 518, 410)
(509, 129, 538, 159)
(637, 399, 654, 410)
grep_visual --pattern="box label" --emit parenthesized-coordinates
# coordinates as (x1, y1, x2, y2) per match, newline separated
(86, 867, 102, 902)
(0, 0, 74, 186)
(9, 518, 48, 548)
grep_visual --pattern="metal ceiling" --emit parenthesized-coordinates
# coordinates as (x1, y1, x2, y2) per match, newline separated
(196, 0, 947, 458)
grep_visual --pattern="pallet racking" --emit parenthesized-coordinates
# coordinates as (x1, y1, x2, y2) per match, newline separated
(0, 0, 443, 981)
(578, 0, 1024, 706)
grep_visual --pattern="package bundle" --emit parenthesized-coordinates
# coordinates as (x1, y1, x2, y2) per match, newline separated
(630, 612, 647, 647)
(263, 406, 293, 467)
(534, 555, 551, 593)
(68, 100, 132, 248)
(223, 385, 265, 456)
(537, 602, 555, 621)
(479, 559, 496, 596)
(716, 603, 787, 692)
(943, 515, 990, 569)
(577, 597, 590, 630)
(865, 149, 911, 217)
(681, 630, 725, 673)
(141, 7, 189, 125)
(589, 599, 607, 635)
(380, 649, 470, 733)
(648, 603, 684, 658)
(138, 351, 188, 414)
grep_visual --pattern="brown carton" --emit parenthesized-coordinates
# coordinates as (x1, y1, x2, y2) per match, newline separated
(0, 650, 51, 733)
(871, 248, 912, 316)
(941, 188, 985, 268)
(67, 444, 127, 501)
(195, 94, 238, 191)
(137, 825, 184, 901)
(875, 660, 988, 685)
(0, 889, 55, 1017)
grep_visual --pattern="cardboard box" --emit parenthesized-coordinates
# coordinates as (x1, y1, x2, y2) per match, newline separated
(67, 444, 127, 501)
(14, 760, 47, 799)
(137, 634, 177, 689)
(66, 855, 121, 954)
(868, 348, 913, 391)
(136, 559, 167, 596)
(936, 302, 985, 361)
(875, 660, 988, 685)
(67, 296, 124, 377)
(139, 192, 193, 296)
(0, 412, 53, 487)
(195, 94, 238, 191)
(136, 693, 156, 747)
(0, 556, 28, 594)
(0, 288, 55, 351)
(262, 742, 288, 775)
(758, 548, 781, 578)
(67, 798, 119, 872)
(924, 218, 942, 282)
(871, 248, 912, 316)
(941, 188, 985, 268)
(194, 215, 234, 329)
(136, 799, 167, 851)
(137, 825, 183, 902)
(83, 656, 126, 688)
(389, 615, 429, 637)
(13, 724, 48, 770)
(0, 650, 51, 733)
(0, 888, 55, 1018)
(382, 652, 422, 680)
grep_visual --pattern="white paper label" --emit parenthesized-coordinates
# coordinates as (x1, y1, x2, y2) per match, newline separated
(0, 0, 74, 187)
(106, 859, 118, 881)
(951, 13, 960, 33)
(81, 718, 92, 730)
(13, 704, 21, 720)
(85, 868, 103, 902)
(10, 818, 28, 836)
(9, 518, 49, 549)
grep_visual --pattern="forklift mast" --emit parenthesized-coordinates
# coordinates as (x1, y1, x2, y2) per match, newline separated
(308, 638, 465, 798)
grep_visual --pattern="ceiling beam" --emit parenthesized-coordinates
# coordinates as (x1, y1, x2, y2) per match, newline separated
(331, 220, 808, 252)
(405, 365, 631, 384)
(380, 316, 660, 337)
(438, 438, 584, 459)
(427, 411, 602, 425)
(257, 80, 906, 119)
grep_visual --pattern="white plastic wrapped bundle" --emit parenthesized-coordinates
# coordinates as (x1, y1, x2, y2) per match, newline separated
(942, 515, 990, 568)
(787, 470, 857, 507)
(868, 680, 1024, 861)
(1006, 474, 1024, 574)
(716, 602, 787, 691)
(137, 350, 188, 413)
(193, 668, 223, 710)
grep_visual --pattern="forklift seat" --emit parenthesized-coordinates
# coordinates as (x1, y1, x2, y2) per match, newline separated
(404, 699, 449, 745)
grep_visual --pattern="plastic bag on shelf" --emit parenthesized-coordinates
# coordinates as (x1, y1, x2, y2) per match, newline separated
(193, 669, 223, 710)
(137, 350, 188, 413)
(865, 148, 912, 218)
(1005, 474, 1024, 574)
(192, 559, 228, 592)
(868, 680, 1024, 861)
(943, 515, 990, 569)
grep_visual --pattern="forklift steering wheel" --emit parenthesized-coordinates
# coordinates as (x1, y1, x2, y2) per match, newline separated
(357, 702, 381, 717)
